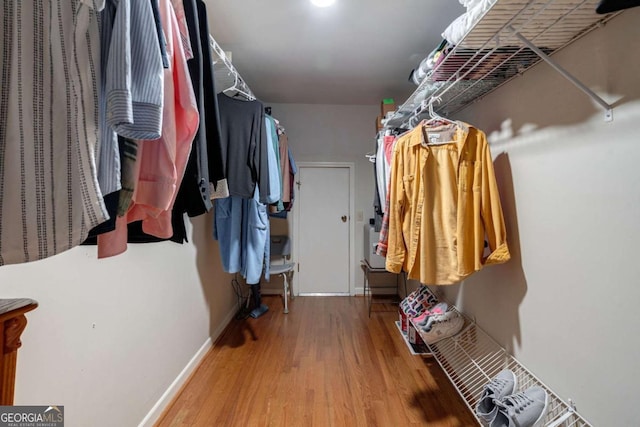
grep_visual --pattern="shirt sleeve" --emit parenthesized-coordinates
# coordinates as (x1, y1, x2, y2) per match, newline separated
(264, 117, 282, 204)
(385, 142, 407, 273)
(376, 188, 391, 257)
(256, 106, 271, 204)
(110, 0, 164, 139)
(105, 0, 133, 131)
(170, 0, 194, 60)
(480, 139, 511, 265)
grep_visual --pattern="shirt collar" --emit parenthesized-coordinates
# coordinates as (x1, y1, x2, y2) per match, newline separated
(407, 120, 470, 152)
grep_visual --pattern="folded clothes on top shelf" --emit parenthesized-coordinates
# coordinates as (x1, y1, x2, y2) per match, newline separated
(428, 46, 553, 82)
(442, 0, 496, 47)
(429, 48, 517, 82)
(409, 39, 453, 86)
(410, 39, 552, 89)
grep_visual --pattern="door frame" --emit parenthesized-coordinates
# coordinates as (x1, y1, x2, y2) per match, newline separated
(293, 162, 356, 296)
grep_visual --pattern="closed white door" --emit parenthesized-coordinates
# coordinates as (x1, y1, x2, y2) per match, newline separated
(295, 165, 351, 295)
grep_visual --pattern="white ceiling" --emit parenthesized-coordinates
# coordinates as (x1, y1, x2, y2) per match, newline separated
(204, 0, 464, 105)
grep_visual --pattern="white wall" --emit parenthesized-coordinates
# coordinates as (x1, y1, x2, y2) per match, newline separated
(263, 103, 380, 295)
(0, 212, 237, 426)
(436, 9, 640, 426)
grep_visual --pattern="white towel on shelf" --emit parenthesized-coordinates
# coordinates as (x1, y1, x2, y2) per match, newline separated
(442, 0, 495, 46)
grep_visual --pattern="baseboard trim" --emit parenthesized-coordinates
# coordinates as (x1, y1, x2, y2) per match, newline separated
(266, 290, 403, 299)
(138, 306, 237, 427)
(260, 288, 284, 296)
(298, 292, 351, 296)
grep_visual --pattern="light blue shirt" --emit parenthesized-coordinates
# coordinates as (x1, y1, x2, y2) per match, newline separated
(264, 116, 282, 205)
(99, 0, 164, 194)
(214, 187, 270, 284)
(213, 196, 243, 274)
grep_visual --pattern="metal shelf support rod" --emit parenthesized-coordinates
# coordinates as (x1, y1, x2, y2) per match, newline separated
(508, 26, 613, 122)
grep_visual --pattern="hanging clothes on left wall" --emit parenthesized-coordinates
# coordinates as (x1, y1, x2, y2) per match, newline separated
(165, 0, 229, 244)
(97, 0, 200, 258)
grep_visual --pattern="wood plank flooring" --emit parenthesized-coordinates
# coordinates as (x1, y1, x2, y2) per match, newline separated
(156, 296, 477, 427)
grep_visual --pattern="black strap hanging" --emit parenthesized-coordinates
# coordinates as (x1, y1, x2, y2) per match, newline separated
(596, 0, 640, 14)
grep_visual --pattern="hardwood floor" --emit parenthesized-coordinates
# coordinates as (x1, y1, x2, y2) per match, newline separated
(156, 296, 477, 427)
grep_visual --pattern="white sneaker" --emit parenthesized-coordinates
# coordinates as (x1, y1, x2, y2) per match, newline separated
(420, 311, 464, 345)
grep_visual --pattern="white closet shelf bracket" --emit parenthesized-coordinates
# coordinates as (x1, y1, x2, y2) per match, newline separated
(208, 34, 256, 101)
(508, 26, 613, 122)
(545, 400, 577, 427)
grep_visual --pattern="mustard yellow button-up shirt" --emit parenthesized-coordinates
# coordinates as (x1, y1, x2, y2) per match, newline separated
(385, 121, 510, 285)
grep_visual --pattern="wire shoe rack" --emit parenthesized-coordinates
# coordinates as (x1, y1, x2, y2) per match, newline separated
(411, 304, 592, 426)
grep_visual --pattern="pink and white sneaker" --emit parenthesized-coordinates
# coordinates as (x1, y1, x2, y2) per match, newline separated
(413, 302, 449, 326)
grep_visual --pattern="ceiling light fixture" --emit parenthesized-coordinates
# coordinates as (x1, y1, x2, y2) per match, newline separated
(311, 0, 336, 7)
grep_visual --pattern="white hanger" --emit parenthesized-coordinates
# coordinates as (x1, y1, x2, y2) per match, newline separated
(222, 72, 255, 101)
(222, 71, 239, 94)
(423, 96, 455, 127)
(365, 152, 376, 163)
(421, 96, 459, 146)
(209, 34, 256, 101)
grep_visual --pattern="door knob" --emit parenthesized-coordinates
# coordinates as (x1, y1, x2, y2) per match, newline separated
(341, 215, 347, 223)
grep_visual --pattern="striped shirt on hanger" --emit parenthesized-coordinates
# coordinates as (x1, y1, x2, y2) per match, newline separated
(0, 0, 108, 265)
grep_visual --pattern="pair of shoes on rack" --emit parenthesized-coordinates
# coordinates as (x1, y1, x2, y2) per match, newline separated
(401, 285, 437, 311)
(419, 310, 464, 345)
(413, 302, 448, 327)
(404, 284, 430, 301)
(476, 369, 549, 427)
(401, 286, 438, 317)
(403, 284, 435, 304)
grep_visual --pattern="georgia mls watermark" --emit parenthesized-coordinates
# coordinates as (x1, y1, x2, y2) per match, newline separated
(0, 406, 63, 427)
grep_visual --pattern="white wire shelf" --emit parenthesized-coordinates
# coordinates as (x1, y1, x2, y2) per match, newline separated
(385, 0, 621, 128)
(410, 306, 592, 427)
(209, 35, 255, 101)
